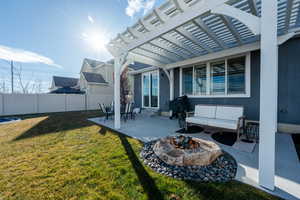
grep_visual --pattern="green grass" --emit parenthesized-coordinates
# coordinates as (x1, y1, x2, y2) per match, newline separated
(0, 111, 281, 200)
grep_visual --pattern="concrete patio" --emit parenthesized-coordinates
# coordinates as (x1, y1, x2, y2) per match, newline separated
(89, 114, 300, 200)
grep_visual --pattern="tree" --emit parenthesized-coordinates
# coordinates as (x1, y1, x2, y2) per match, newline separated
(15, 63, 32, 94)
(120, 67, 130, 106)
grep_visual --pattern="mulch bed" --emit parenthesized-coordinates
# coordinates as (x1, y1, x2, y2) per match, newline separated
(292, 134, 300, 161)
(211, 132, 237, 146)
(176, 125, 204, 134)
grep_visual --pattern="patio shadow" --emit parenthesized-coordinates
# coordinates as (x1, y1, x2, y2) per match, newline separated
(107, 130, 164, 200)
(13, 111, 102, 141)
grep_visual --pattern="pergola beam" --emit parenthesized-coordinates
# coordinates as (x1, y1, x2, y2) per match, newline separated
(135, 47, 174, 63)
(161, 34, 200, 56)
(283, 0, 294, 33)
(141, 44, 180, 62)
(127, 52, 165, 67)
(176, 26, 214, 53)
(153, 8, 169, 23)
(127, 27, 143, 39)
(248, 0, 258, 16)
(172, 0, 189, 12)
(219, 15, 243, 45)
(150, 40, 190, 59)
(193, 18, 227, 49)
(123, 0, 228, 51)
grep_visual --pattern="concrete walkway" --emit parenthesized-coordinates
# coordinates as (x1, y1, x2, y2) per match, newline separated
(89, 114, 300, 200)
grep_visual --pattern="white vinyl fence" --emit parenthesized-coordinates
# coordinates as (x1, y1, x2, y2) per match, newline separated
(0, 93, 113, 116)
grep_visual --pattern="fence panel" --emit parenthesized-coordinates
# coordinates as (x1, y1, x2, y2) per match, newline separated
(38, 94, 66, 113)
(3, 94, 38, 116)
(0, 93, 113, 116)
(0, 94, 3, 115)
(66, 94, 86, 111)
(87, 94, 113, 110)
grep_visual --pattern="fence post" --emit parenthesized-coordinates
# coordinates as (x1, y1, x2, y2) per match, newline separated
(0, 94, 4, 116)
(36, 94, 39, 113)
(65, 94, 67, 112)
(85, 94, 88, 111)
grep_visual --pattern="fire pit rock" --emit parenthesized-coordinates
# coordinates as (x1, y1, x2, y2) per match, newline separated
(153, 136, 223, 166)
(140, 136, 237, 182)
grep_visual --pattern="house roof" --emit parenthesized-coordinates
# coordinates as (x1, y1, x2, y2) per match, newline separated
(82, 72, 107, 84)
(53, 76, 78, 88)
(50, 87, 85, 94)
(84, 58, 104, 68)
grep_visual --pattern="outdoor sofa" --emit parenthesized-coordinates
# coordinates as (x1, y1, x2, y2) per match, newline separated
(186, 105, 245, 140)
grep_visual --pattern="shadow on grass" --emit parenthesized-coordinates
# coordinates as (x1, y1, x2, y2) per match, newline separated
(184, 179, 282, 200)
(100, 127, 163, 200)
(13, 111, 102, 141)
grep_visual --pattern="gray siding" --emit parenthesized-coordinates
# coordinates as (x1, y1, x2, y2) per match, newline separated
(278, 37, 300, 124)
(160, 69, 170, 110)
(134, 37, 300, 124)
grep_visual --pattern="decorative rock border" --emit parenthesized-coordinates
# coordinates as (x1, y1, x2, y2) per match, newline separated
(140, 140, 237, 182)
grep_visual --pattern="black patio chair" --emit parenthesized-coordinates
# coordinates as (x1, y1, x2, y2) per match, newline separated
(121, 102, 135, 122)
(99, 103, 114, 120)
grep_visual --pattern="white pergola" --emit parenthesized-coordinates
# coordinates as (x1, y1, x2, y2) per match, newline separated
(106, 0, 300, 191)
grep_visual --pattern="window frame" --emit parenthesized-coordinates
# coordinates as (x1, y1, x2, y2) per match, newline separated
(141, 70, 160, 109)
(179, 53, 251, 98)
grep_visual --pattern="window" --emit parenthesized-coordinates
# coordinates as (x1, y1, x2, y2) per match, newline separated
(142, 71, 159, 108)
(142, 74, 150, 107)
(180, 55, 249, 98)
(210, 61, 225, 95)
(194, 64, 207, 95)
(182, 67, 193, 95)
(227, 57, 246, 94)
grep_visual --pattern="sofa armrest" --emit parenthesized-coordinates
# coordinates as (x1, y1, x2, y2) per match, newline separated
(186, 112, 194, 118)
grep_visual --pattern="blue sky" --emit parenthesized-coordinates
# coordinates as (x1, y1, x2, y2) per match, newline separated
(0, 0, 164, 93)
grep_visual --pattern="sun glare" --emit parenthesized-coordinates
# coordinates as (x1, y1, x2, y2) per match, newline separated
(81, 30, 109, 52)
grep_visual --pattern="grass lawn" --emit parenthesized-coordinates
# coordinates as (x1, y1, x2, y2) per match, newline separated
(0, 111, 281, 200)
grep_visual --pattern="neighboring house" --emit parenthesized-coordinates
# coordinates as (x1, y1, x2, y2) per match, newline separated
(49, 58, 134, 96)
(79, 58, 114, 95)
(79, 58, 135, 96)
(49, 76, 82, 94)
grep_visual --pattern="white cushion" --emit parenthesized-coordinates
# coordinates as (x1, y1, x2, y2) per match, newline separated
(186, 117, 209, 125)
(194, 105, 216, 118)
(215, 106, 243, 121)
(207, 119, 238, 130)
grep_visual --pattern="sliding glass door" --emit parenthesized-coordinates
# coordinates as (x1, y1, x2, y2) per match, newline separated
(142, 71, 159, 108)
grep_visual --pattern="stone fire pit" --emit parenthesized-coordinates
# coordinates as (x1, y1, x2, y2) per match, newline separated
(140, 136, 237, 182)
(153, 136, 223, 166)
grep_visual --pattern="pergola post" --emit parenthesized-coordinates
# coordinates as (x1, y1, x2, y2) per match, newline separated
(113, 54, 131, 130)
(259, 0, 278, 190)
(170, 69, 174, 101)
(114, 57, 121, 129)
